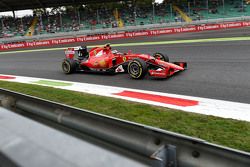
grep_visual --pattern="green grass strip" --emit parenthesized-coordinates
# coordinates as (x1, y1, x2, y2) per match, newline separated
(32, 80, 73, 87)
(1, 36, 250, 55)
(1, 80, 250, 152)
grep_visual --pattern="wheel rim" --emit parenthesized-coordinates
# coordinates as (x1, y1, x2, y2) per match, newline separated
(128, 60, 143, 79)
(62, 61, 70, 73)
(129, 63, 139, 76)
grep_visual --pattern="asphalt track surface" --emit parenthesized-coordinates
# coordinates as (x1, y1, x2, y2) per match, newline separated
(1, 27, 250, 104)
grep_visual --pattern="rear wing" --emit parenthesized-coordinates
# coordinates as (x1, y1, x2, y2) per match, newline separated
(64, 47, 83, 59)
(64, 48, 75, 59)
(65, 46, 96, 59)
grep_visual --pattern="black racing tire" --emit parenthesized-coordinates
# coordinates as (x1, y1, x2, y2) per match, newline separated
(153, 53, 169, 62)
(62, 59, 77, 74)
(128, 58, 148, 79)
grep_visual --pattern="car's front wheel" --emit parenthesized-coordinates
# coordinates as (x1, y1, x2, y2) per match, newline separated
(128, 58, 148, 79)
(153, 53, 169, 62)
(62, 59, 77, 74)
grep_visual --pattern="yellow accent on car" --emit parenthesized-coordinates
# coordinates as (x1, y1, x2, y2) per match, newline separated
(99, 60, 106, 67)
(123, 57, 127, 62)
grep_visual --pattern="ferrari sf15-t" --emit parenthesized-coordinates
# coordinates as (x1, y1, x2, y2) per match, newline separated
(62, 44, 187, 79)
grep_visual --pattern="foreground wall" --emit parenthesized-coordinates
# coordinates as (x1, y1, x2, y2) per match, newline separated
(1, 88, 250, 167)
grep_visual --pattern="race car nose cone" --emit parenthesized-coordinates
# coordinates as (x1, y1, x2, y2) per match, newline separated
(165, 62, 184, 70)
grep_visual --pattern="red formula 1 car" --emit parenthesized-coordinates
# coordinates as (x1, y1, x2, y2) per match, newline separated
(62, 44, 187, 79)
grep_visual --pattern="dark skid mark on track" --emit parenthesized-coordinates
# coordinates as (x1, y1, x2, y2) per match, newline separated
(1, 28, 250, 103)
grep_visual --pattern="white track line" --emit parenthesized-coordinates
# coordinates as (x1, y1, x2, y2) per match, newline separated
(1, 74, 250, 122)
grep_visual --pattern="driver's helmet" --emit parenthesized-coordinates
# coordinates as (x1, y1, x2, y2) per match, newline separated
(104, 43, 111, 50)
(78, 46, 88, 59)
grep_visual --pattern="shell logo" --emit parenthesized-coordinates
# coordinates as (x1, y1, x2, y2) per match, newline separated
(99, 60, 107, 67)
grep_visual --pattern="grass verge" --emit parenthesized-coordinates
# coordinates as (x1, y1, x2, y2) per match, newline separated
(1, 80, 250, 152)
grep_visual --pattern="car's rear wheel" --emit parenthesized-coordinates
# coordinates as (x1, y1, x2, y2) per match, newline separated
(62, 59, 77, 74)
(128, 58, 147, 79)
(153, 53, 169, 62)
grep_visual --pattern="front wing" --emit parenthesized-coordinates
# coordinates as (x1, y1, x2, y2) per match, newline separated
(148, 62, 187, 78)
